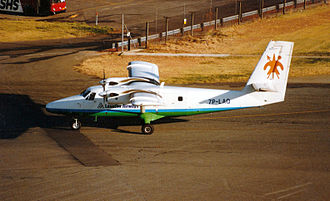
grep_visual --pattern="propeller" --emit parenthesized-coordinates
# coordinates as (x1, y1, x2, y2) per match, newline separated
(102, 69, 107, 104)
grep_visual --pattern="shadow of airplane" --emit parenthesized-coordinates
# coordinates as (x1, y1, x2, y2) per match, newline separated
(0, 93, 45, 139)
(0, 93, 189, 166)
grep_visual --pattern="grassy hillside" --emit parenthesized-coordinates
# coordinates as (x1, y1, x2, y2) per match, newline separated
(0, 19, 113, 42)
(75, 5, 329, 84)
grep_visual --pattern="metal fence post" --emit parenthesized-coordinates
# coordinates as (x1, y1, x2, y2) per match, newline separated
(96, 12, 99, 25)
(138, 38, 141, 47)
(183, 2, 186, 36)
(121, 13, 124, 52)
(37, 0, 40, 15)
(259, 0, 264, 19)
(115, 42, 118, 51)
(145, 22, 149, 49)
(214, 7, 218, 30)
(283, 0, 286, 15)
(219, 6, 223, 27)
(165, 17, 169, 43)
(190, 12, 194, 36)
(304, 0, 306, 9)
(238, 1, 242, 24)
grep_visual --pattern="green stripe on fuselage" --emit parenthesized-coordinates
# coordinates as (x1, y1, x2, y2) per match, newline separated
(88, 107, 244, 118)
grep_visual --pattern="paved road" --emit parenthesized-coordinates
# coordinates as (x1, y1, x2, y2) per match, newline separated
(0, 39, 329, 200)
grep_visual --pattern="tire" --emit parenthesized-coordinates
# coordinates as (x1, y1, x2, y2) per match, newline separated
(141, 124, 154, 135)
(71, 119, 81, 130)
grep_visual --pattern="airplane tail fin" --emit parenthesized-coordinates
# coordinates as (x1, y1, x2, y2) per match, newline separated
(245, 41, 294, 104)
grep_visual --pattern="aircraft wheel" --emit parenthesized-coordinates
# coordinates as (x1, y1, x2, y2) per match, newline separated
(141, 124, 154, 135)
(71, 119, 81, 130)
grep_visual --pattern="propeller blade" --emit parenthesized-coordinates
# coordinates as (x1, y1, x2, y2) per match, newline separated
(102, 69, 106, 103)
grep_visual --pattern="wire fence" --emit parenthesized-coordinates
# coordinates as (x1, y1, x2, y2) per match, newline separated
(104, 0, 326, 50)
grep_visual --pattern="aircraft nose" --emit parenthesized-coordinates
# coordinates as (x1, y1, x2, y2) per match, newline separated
(46, 101, 58, 113)
(46, 95, 83, 114)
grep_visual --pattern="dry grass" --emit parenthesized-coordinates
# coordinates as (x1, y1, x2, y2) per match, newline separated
(75, 5, 330, 84)
(75, 54, 261, 84)
(0, 19, 113, 42)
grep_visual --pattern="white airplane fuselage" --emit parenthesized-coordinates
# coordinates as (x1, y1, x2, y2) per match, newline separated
(46, 84, 279, 117)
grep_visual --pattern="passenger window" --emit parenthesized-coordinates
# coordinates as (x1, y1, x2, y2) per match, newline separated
(109, 93, 119, 97)
(178, 96, 183, 101)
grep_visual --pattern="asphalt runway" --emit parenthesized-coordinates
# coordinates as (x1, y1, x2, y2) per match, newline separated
(0, 39, 329, 200)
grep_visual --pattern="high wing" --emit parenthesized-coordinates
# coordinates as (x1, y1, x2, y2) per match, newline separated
(127, 61, 160, 85)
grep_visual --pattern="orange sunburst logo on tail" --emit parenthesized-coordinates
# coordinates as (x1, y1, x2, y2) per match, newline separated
(263, 54, 284, 79)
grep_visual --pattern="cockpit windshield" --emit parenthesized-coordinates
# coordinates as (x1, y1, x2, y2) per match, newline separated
(87, 92, 96, 101)
(81, 89, 91, 98)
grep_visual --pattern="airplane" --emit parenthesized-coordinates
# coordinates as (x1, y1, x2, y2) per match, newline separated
(46, 41, 294, 134)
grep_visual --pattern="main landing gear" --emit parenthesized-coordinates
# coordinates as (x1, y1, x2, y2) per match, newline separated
(71, 118, 81, 130)
(69, 115, 155, 135)
(141, 124, 154, 135)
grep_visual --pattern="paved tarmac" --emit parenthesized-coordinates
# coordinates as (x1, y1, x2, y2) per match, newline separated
(0, 40, 329, 200)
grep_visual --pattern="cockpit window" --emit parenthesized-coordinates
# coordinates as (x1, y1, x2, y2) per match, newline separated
(81, 89, 91, 98)
(109, 82, 118, 86)
(86, 92, 96, 101)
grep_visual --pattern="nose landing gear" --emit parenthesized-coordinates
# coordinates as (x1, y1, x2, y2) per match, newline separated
(71, 118, 81, 130)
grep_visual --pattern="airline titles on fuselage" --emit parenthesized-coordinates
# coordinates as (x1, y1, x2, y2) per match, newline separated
(97, 103, 139, 109)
